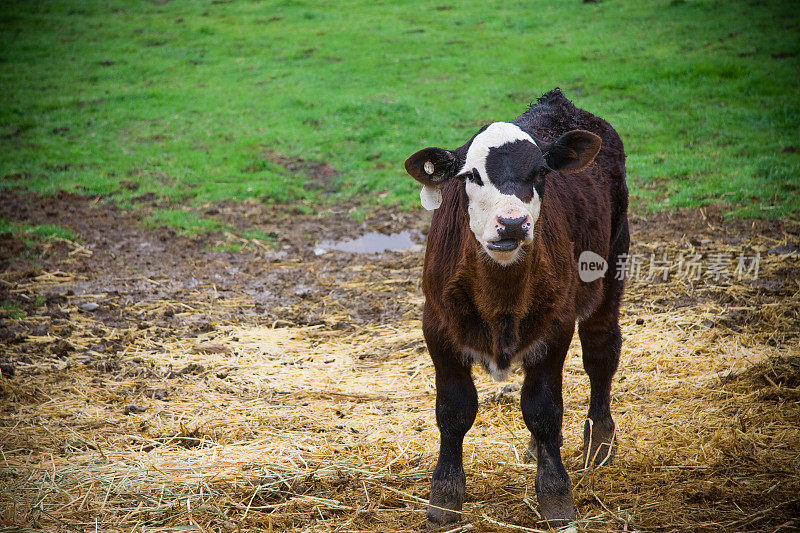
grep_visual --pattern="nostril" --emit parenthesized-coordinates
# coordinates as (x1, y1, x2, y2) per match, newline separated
(496, 214, 531, 241)
(497, 215, 528, 228)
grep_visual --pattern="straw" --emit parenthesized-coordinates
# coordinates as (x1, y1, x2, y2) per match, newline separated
(1, 231, 798, 532)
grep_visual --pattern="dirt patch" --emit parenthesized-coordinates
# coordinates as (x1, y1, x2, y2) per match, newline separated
(0, 191, 798, 531)
(0, 233, 27, 270)
(0, 191, 431, 330)
(255, 150, 341, 193)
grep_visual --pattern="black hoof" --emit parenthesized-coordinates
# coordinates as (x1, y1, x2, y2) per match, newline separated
(426, 506, 462, 530)
(427, 477, 465, 528)
(582, 418, 616, 467)
(539, 491, 576, 528)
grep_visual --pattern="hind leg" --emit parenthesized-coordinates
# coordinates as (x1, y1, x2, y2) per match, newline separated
(578, 310, 620, 466)
(578, 221, 628, 467)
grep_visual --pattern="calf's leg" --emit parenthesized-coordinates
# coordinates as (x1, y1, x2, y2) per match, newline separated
(578, 217, 628, 467)
(521, 334, 575, 526)
(578, 312, 620, 467)
(522, 430, 562, 463)
(425, 334, 478, 526)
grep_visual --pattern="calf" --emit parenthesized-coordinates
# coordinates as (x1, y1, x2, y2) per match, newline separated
(404, 89, 628, 527)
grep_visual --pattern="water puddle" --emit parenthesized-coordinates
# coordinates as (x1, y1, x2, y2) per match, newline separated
(314, 230, 424, 255)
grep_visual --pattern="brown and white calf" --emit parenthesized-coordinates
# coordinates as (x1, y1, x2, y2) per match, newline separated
(404, 89, 629, 527)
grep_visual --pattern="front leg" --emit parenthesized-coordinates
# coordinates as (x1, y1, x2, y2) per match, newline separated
(424, 312, 478, 527)
(521, 332, 575, 527)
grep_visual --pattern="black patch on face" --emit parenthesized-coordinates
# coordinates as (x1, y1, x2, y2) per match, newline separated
(466, 168, 483, 186)
(484, 140, 546, 202)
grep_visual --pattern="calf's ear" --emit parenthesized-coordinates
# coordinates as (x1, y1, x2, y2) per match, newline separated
(404, 147, 460, 187)
(544, 129, 602, 174)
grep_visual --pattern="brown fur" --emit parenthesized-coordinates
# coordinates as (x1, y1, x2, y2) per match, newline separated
(423, 89, 627, 367)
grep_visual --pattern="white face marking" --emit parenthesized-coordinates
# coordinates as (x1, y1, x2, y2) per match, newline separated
(461, 122, 542, 265)
(423, 161, 435, 175)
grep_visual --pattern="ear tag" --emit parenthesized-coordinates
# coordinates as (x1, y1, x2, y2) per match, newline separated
(423, 161, 435, 175)
(420, 185, 442, 211)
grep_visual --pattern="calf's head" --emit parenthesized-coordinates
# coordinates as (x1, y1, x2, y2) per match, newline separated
(405, 122, 601, 265)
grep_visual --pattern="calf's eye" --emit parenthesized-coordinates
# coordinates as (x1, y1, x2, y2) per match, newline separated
(464, 169, 483, 186)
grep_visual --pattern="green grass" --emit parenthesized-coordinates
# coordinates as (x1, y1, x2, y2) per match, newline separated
(141, 209, 281, 248)
(1, 0, 799, 218)
(143, 209, 226, 236)
(0, 300, 25, 320)
(239, 228, 279, 245)
(0, 217, 78, 245)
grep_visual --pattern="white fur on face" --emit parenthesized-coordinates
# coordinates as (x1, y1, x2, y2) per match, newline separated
(461, 122, 542, 265)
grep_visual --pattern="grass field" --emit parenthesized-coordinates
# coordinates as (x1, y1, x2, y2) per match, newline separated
(1, 0, 799, 229)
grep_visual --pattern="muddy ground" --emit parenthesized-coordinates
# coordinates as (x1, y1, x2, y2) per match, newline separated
(1, 191, 798, 532)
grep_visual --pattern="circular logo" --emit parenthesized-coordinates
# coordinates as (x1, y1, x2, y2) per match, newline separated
(578, 250, 608, 282)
